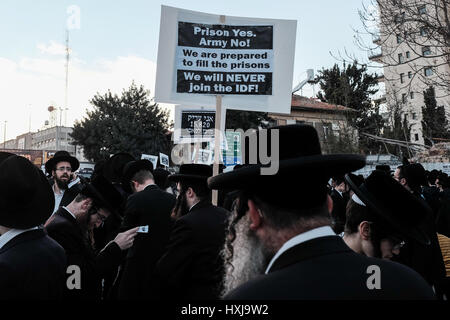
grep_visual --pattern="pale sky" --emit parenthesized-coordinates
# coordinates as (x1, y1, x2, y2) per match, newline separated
(0, 0, 375, 141)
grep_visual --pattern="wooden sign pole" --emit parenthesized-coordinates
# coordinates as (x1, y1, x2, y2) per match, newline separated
(212, 95, 223, 206)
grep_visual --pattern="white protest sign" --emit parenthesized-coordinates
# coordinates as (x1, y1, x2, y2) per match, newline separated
(155, 5, 296, 114)
(141, 154, 159, 170)
(192, 149, 213, 165)
(173, 105, 226, 144)
(159, 152, 169, 167)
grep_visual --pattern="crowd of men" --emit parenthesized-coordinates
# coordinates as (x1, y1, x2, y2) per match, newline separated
(0, 124, 449, 300)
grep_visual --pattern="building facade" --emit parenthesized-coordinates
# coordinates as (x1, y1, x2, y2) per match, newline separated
(370, 0, 450, 145)
(269, 95, 358, 153)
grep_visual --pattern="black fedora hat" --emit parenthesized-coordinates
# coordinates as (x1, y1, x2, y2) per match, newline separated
(89, 174, 123, 217)
(121, 159, 154, 193)
(345, 170, 430, 245)
(103, 152, 136, 183)
(0, 155, 55, 228)
(375, 164, 392, 174)
(168, 164, 213, 182)
(208, 124, 365, 191)
(45, 150, 80, 175)
(153, 167, 171, 189)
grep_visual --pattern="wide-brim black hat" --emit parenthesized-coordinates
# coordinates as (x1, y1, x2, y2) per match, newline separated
(103, 152, 136, 183)
(45, 150, 80, 175)
(121, 159, 154, 193)
(89, 174, 123, 217)
(0, 154, 55, 228)
(208, 124, 365, 190)
(153, 168, 171, 189)
(168, 164, 213, 182)
(345, 170, 430, 245)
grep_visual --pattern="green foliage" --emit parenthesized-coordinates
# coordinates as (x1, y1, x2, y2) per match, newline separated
(316, 61, 380, 153)
(422, 86, 450, 146)
(225, 110, 273, 131)
(70, 83, 171, 162)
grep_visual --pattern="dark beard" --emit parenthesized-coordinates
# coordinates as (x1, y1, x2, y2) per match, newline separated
(55, 176, 69, 190)
(220, 214, 272, 297)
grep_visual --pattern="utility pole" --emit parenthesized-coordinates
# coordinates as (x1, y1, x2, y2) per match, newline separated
(64, 29, 70, 127)
(3, 121, 7, 148)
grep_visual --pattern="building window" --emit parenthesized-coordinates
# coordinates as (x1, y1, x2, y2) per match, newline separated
(420, 26, 428, 36)
(422, 46, 431, 56)
(410, 92, 414, 99)
(418, 5, 426, 14)
(400, 73, 404, 83)
(408, 71, 412, 79)
(396, 34, 403, 44)
(395, 12, 405, 23)
(424, 67, 433, 76)
(398, 53, 404, 63)
(412, 112, 417, 120)
(402, 93, 407, 103)
(414, 133, 419, 141)
(406, 51, 410, 59)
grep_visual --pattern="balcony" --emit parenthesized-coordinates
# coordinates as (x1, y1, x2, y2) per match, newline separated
(368, 50, 383, 63)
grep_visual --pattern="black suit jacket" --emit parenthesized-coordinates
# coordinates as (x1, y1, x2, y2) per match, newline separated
(225, 236, 435, 300)
(117, 184, 176, 299)
(46, 207, 123, 300)
(330, 189, 347, 234)
(154, 201, 229, 300)
(0, 229, 66, 299)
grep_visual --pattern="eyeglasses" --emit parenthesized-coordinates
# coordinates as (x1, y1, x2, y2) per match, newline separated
(56, 167, 72, 172)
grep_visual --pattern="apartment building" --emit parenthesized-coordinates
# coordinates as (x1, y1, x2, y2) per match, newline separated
(369, 0, 449, 145)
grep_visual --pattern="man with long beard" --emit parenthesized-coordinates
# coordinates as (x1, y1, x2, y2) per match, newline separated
(209, 124, 435, 300)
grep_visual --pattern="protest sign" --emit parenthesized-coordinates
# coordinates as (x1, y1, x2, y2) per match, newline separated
(155, 5, 297, 114)
(173, 105, 226, 143)
(141, 154, 159, 170)
(159, 153, 169, 167)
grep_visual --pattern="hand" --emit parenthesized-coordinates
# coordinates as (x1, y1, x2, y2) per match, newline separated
(113, 227, 139, 250)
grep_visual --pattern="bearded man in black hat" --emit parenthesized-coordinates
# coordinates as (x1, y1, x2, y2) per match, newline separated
(0, 152, 66, 299)
(153, 164, 229, 300)
(45, 150, 83, 215)
(209, 124, 435, 299)
(116, 160, 176, 299)
(45, 176, 139, 300)
(329, 175, 349, 234)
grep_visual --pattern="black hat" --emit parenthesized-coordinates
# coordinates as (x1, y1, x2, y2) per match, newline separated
(345, 170, 430, 245)
(121, 159, 154, 193)
(153, 167, 171, 189)
(103, 152, 136, 183)
(375, 164, 392, 174)
(45, 150, 80, 175)
(402, 163, 427, 188)
(208, 125, 365, 209)
(0, 154, 55, 228)
(168, 164, 213, 182)
(89, 174, 123, 217)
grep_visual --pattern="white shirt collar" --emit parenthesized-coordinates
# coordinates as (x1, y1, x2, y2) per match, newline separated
(265, 226, 337, 274)
(62, 206, 77, 220)
(189, 200, 201, 212)
(68, 177, 80, 188)
(0, 227, 40, 250)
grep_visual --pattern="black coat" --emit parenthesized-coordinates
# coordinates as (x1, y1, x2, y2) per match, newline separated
(330, 189, 347, 234)
(225, 236, 435, 300)
(45, 207, 123, 300)
(117, 184, 176, 299)
(154, 201, 229, 300)
(0, 229, 66, 299)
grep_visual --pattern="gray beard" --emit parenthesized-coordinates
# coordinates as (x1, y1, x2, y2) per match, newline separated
(220, 215, 271, 298)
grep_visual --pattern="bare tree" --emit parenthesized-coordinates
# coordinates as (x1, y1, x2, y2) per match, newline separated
(354, 0, 449, 97)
